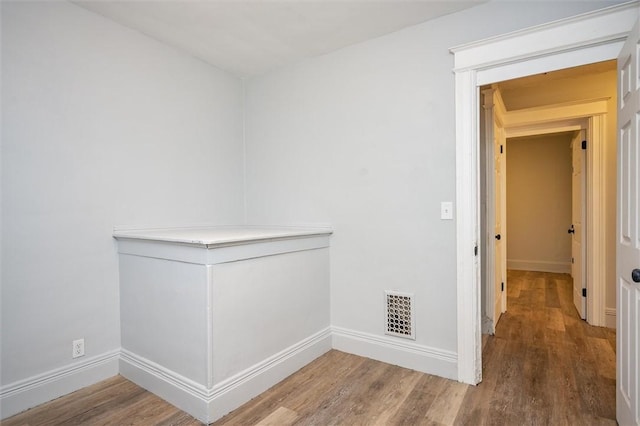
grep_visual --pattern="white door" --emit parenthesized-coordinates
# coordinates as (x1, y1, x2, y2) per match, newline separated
(494, 123, 507, 324)
(482, 88, 507, 334)
(571, 131, 586, 319)
(617, 20, 640, 426)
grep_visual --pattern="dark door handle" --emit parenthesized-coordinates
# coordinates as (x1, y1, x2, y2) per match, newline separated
(568, 226, 575, 234)
(632, 269, 640, 283)
(495, 234, 501, 240)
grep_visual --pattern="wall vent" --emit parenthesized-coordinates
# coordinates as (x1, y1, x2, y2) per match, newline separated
(385, 291, 415, 340)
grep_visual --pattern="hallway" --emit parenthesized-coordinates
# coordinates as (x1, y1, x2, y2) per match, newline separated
(456, 270, 616, 425)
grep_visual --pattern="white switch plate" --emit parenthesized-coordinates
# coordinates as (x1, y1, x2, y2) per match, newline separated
(441, 202, 453, 220)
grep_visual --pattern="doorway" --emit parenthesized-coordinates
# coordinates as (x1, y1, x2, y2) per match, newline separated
(450, 1, 637, 386)
(480, 61, 617, 336)
(506, 131, 575, 286)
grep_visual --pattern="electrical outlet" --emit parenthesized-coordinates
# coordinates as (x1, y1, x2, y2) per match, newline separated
(72, 339, 85, 358)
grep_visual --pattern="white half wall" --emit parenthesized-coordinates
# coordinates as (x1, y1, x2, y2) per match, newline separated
(115, 228, 332, 423)
(1, 1, 244, 418)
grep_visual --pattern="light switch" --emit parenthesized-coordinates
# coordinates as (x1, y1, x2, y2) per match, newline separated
(441, 202, 453, 220)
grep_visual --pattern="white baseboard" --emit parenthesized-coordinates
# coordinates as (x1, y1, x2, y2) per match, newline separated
(605, 307, 616, 329)
(507, 259, 571, 274)
(0, 350, 120, 420)
(331, 326, 458, 380)
(2, 327, 458, 422)
(120, 327, 332, 424)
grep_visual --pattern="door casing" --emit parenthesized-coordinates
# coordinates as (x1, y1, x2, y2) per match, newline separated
(450, 1, 638, 385)
(511, 101, 606, 319)
(481, 98, 607, 332)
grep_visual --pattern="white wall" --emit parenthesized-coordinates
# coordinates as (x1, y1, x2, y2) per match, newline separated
(0, 0, 628, 414)
(506, 133, 573, 272)
(1, 0, 243, 394)
(243, 0, 624, 365)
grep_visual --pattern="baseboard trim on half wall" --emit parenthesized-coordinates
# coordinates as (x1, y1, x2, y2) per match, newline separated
(0, 349, 120, 420)
(119, 327, 332, 424)
(507, 259, 571, 274)
(331, 326, 457, 380)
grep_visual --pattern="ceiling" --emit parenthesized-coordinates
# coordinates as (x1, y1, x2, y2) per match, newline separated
(74, 1, 485, 78)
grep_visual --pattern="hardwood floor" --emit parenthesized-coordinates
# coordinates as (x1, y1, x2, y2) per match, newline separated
(3, 271, 616, 425)
(1, 376, 202, 426)
(455, 270, 616, 425)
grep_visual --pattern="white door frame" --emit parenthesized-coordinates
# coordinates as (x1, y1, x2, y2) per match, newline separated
(498, 101, 607, 326)
(450, 1, 638, 385)
(482, 98, 608, 325)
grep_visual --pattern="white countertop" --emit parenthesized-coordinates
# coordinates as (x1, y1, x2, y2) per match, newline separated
(113, 225, 333, 247)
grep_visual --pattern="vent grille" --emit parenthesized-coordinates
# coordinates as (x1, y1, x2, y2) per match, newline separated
(385, 291, 415, 340)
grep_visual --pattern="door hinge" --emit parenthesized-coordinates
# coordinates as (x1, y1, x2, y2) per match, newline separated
(571, 257, 574, 264)
(474, 245, 478, 256)
(582, 288, 587, 297)
(501, 282, 504, 292)
(500, 145, 504, 154)
(581, 140, 587, 150)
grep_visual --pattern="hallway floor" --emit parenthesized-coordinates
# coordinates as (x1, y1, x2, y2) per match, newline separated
(455, 270, 616, 425)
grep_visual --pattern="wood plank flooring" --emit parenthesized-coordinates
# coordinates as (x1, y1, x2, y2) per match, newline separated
(3, 271, 616, 426)
(455, 270, 616, 425)
(1, 375, 202, 426)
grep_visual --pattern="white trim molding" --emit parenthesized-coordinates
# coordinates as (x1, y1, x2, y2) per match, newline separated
(450, 0, 639, 385)
(0, 350, 120, 419)
(585, 114, 608, 327)
(331, 326, 458, 380)
(605, 308, 616, 329)
(1, 327, 457, 422)
(507, 259, 571, 274)
(504, 99, 608, 133)
(454, 69, 483, 385)
(120, 328, 332, 424)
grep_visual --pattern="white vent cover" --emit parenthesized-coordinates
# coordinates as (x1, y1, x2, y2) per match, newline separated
(385, 291, 415, 340)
